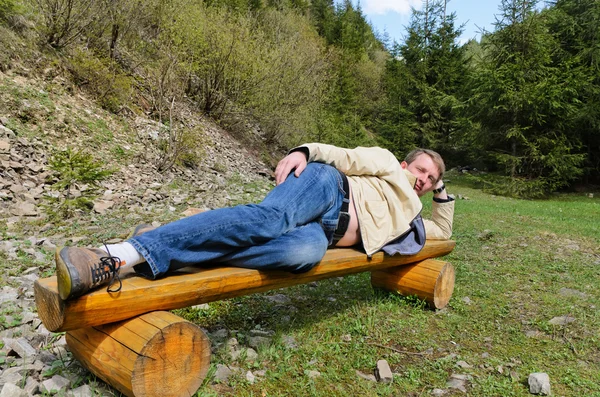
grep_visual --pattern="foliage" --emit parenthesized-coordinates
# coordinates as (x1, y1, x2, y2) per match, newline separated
(4, 0, 599, 192)
(0, 0, 18, 22)
(468, 0, 585, 197)
(156, 120, 207, 171)
(160, 1, 330, 147)
(44, 147, 114, 218)
(34, 0, 96, 48)
(68, 48, 133, 112)
(379, 0, 469, 159)
(545, 0, 600, 184)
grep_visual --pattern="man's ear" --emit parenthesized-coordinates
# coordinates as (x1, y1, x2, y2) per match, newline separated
(400, 160, 408, 169)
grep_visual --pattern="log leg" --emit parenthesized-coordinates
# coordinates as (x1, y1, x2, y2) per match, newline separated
(371, 259, 455, 309)
(66, 311, 211, 397)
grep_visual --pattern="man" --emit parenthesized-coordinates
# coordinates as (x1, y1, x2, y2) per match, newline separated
(55, 143, 454, 300)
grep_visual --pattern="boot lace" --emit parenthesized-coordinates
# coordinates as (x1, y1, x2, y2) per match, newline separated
(91, 244, 123, 293)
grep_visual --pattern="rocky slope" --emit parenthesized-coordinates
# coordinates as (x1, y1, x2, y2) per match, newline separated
(0, 66, 278, 396)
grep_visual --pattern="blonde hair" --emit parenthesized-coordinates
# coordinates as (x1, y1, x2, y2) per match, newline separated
(405, 149, 445, 181)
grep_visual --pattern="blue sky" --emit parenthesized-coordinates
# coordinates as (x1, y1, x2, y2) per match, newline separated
(358, 0, 508, 45)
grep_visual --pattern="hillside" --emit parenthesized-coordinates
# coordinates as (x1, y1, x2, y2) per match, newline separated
(0, 66, 274, 224)
(0, 49, 283, 393)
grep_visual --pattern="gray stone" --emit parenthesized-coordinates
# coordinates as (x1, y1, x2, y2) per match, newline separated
(249, 329, 274, 337)
(230, 346, 258, 362)
(282, 335, 297, 349)
(248, 336, 271, 349)
(40, 375, 70, 394)
(1, 361, 44, 377)
(3, 338, 37, 359)
(456, 360, 472, 369)
(9, 202, 38, 217)
(245, 371, 255, 384)
(264, 294, 291, 304)
(548, 315, 575, 325)
(0, 140, 10, 154)
(37, 350, 57, 365)
(431, 389, 447, 396)
(375, 359, 393, 383)
(306, 370, 321, 379)
(67, 384, 93, 397)
(528, 373, 551, 395)
(214, 364, 233, 382)
(0, 383, 27, 397)
(210, 328, 228, 340)
(356, 370, 377, 382)
(92, 200, 114, 214)
(446, 374, 471, 393)
(0, 287, 18, 305)
(23, 377, 39, 395)
(558, 288, 587, 298)
(0, 372, 23, 387)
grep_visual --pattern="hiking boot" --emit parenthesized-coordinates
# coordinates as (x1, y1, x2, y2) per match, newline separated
(55, 247, 123, 300)
(127, 224, 155, 239)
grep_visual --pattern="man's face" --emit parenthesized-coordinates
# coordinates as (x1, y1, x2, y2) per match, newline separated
(401, 154, 440, 197)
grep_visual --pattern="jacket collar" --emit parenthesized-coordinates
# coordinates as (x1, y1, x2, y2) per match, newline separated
(403, 169, 417, 189)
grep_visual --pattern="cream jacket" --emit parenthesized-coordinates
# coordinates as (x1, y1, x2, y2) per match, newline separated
(300, 143, 454, 256)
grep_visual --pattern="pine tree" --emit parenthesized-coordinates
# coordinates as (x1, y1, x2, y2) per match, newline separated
(378, 0, 468, 158)
(469, 0, 585, 197)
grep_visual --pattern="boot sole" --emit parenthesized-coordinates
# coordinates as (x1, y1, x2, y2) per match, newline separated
(55, 248, 74, 300)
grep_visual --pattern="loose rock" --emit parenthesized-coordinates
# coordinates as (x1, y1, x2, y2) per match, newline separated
(528, 373, 551, 395)
(375, 359, 393, 383)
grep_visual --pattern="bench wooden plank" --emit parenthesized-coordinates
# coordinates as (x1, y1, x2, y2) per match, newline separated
(35, 240, 455, 332)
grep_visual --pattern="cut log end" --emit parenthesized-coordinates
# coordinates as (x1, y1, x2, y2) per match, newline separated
(34, 277, 65, 332)
(370, 259, 455, 309)
(67, 311, 211, 397)
(433, 262, 455, 309)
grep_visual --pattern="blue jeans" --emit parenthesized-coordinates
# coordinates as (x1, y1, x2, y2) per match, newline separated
(128, 162, 347, 278)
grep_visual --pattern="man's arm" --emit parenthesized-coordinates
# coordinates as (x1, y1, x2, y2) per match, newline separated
(424, 180, 455, 239)
(275, 151, 307, 185)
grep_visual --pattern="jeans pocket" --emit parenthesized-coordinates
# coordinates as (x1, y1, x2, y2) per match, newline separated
(320, 218, 338, 245)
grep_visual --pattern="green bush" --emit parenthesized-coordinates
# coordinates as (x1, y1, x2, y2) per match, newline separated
(68, 48, 133, 113)
(0, 0, 17, 22)
(156, 125, 207, 171)
(44, 147, 114, 219)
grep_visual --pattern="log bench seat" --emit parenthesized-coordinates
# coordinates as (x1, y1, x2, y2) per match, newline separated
(34, 239, 456, 397)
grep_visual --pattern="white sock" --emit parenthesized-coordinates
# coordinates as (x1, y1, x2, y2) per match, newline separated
(99, 242, 144, 269)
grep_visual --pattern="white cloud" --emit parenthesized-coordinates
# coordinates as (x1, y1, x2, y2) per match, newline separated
(362, 0, 422, 16)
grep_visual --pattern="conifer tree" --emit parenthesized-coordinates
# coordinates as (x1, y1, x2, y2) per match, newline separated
(379, 0, 467, 158)
(469, 0, 585, 197)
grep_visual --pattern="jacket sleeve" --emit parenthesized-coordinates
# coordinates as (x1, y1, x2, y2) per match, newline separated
(295, 143, 399, 177)
(423, 199, 454, 240)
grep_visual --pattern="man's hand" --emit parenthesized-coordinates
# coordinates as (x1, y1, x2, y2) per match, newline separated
(275, 151, 307, 185)
(432, 179, 448, 199)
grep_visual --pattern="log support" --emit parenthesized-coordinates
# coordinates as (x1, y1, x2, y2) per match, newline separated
(66, 311, 211, 397)
(34, 241, 456, 397)
(371, 259, 455, 309)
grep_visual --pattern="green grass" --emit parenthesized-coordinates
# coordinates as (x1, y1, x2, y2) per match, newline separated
(176, 173, 599, 396)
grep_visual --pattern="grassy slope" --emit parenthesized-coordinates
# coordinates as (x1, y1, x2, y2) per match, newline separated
(178, 172, 600, 396)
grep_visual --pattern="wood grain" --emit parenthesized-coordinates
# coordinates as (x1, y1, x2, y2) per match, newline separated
(36, 240, 455, 332)
(370, 258, 455, 309)
(66, 311, 211, 397)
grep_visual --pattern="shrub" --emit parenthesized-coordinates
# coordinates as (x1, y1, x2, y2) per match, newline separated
(44, 147, 114, 219)
(155, 124, 207, 171)
(0, 0, 17, 22)
(68, 48, 133, 112)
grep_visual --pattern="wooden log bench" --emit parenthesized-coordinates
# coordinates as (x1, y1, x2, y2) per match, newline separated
(34, 239, 455, 397)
